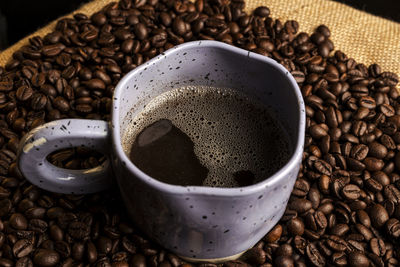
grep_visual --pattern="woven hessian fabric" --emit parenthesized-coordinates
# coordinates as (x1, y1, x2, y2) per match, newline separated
(0, 0, 400, 89)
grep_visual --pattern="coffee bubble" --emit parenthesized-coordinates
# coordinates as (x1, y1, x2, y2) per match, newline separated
(123, 86, 292, 187)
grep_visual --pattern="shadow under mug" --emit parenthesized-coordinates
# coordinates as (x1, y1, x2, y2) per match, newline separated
(17, 40, 305, 262)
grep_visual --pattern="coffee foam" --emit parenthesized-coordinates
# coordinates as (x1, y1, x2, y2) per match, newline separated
(122, 86, 292, 187)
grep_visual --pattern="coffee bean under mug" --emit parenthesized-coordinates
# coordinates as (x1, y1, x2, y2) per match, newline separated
(17, 41, 305, 262)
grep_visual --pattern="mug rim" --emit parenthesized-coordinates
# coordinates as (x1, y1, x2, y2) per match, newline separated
(111, 40, 305, 196)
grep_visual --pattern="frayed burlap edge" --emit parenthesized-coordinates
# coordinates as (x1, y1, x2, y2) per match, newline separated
(1, 0, 400, 86)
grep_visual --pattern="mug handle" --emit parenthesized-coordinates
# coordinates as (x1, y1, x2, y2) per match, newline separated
(17, 119, 113, 194)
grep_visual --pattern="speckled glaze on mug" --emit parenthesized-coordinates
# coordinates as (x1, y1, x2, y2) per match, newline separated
(17, 41, 305, 262)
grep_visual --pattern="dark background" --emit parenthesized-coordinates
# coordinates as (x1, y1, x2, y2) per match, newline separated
(0, 0, 399, 50)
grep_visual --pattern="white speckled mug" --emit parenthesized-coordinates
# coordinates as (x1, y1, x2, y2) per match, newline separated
(17, 41, 305, 262)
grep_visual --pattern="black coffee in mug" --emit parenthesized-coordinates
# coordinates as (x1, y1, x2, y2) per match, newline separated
(122, 86, 292, 187)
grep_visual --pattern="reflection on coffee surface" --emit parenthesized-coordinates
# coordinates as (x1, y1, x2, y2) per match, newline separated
(130, 119, 208, 186)
(123, 86, 292, 187)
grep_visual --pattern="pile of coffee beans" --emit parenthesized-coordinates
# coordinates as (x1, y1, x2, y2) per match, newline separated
(47, 147, 106, 170)
(0, 0, 399, 266)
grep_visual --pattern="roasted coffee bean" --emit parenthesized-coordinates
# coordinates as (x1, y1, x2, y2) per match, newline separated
(326, 235, 347, 252)
(347, 239, 364, 252)
(86, 79, 106, 90)
(379, 104, 395, 117)
(370, 238, 386, 256)
(30, 93, 47, 110)
(15, 257, 33, 267)
(0, 77, 13, 92)
(355, 223, 374, 241)
(348, 251, 369, 267)
(54, 241, 70, 258)
(293, 235, 307, 255)
(264, 224, 282, 243)
(306, 243, 325, 267)
(33, 249, 60, 267)
(25, 207, 46, 219)
(0, 186, 10, 199)
(133, 23, 148, 40)
(244, 247, 266, 265)
(254, 6, 270, 17)
(316, 24, 330, 37)
(341, 184, 361, 200)
(308, 187, 320, 209)
(292, 179, 309, 197)
(53, 97, 70, 113)
(386, 218, 400, 238)
(369, 204, 389, 228)
(365, 178, 383, 192)
(96, 236, 112, 254)
(0, 258, 13, 267)
(29, 219, 48, 233)
(13, 239, 33, 258)
(71, 242, 84, 261)
(309, 124, 327, 139)
(42, 44, 65, 57)
(289, 198, 312, 213)
(318, 201, 334, 215)
(371, 172, 389, 188)
(383, 184, 400, 204)
(364, 157, 384, 171)
(331, 251, 347, 266)
(356, 210, 371, 227)
(306, 228, 323, 242)
(330, 223, 349, 236)
(346, 158, 365, 171)
(368, 142, 387, 159)
(68, 221, 90, 240)
(291, 70, 305, 83)
(312, 211, 328, 230)
(9, 213, 28, 230)
(287, 217, 305, 236)
(273, 244, 292, 258)
(359, 96, 376, 109)
(367, 252, 385, 267)
(6, 109, 19, 124)
(314, 159, 332, 175)
(318, 174, 330, 194)
(31, 73, 46, 88)
(130, 254, 146, 267)
(91, 12, 106, 25)
(16, 85, 33, 102)
(350, 144, 368, 161)
(56, 53, 72, 67)
(87, 241, 97, 263)
(49, 224, 63, 241)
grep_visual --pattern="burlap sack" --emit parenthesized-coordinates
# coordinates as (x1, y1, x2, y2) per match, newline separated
(1, 0, 399, 83)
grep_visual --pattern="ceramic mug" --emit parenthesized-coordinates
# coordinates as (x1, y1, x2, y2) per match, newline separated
(17, 40, 305, 262)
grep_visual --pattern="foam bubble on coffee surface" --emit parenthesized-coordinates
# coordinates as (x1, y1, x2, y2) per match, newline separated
(122, 85, 291, 188)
